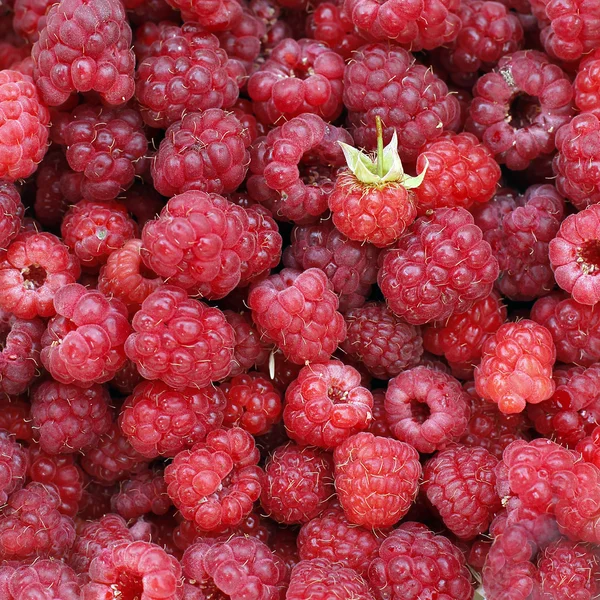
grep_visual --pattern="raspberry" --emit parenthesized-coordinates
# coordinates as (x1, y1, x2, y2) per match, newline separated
(333, 432, 421, 528)
(0, 231, 80, 320)
(217, 8, 266, 75)
(0, 70, 50, 182)
(119, 380, 226, 458)
(248, 268, 346, 365)
(423, 444, 501, 540)
(283, 220, 380, 312)
(166, 0, 242, 30)
(385, 366, 471, 453)
(341, 302, 423, 379)
(0, 431, 27, 506)
(135, 24, 241, 128)
(151, 109, 252, 198)
(466, 50, 574, 170)
(31, 0, 135, 106)
(118, 183, 165, 229)
(343, 45, 460, 161)
(125, 285, 235, 390)
(379, 207, 499, 325)
(475, 319, 556, 414)
(368, 522, 474, 600)
(13, 0, 52, 42)
(111, 470, 171, 520)
(576, 425, 600, 468)
(574, 50, 600, 117)
(367, 390, 392, 437)
(224, 311, 272, 377)
(0, 183, 23, 252)
(164, 427, 263, 531)
(40, 283, 131, 385)
(261, 443, 334, 525)
(0, 396, 34, 443)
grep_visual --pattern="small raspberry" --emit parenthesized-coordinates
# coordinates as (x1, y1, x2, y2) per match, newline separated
(0, 431, 27, 506)
(0, 182, 24, 251)
(111, 470, 171, 520)
(224, 311, 272, 377)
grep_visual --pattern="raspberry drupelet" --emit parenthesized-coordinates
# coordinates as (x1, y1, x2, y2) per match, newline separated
(31, 0, 135, 106)
(224, 311, 272, 377)
(0, 430, 27, 506)
(111, 470, 171, 520)
(0, 183, 24, 251)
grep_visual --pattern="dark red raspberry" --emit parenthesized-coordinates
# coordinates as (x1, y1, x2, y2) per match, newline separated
(111, 470, 171, 520)
(224, 311, 272, 377)
(135, 24, 242, 128)
(0, 70, 50, 182)
(0, 431, 27, 506)
(118, 183, 165, 229)
(261, 443, 334, 525)
(0, 182, 24, 252)
(466, 50, 574, 170)
(13, 0, 52, 42)
(574, 50, 600, 117)
(217, 8, 266, 75)
(333, 432, 421, 528)
(0, 43, 30, 71)
(367, 390, 392, 437)
(0, 396, 34, 443)
(368, 522, 473, 600)
(32, 0, 135, 106)
(248, 268, 346, 365)
(0, 231, 80, 319)
(577, 425, 600, 469)
(166, 0, 242, 30)
(151, 109, 252, 198)
(379, 207, 499, 325)
(165, 427, 263, 531)
(385, 366, 471, 453)
(475, 320, 556, 414)
(119, 380, 226, 458)
(125, 285, 235, 390)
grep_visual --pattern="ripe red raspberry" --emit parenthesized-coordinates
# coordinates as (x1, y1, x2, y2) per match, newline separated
(261, 443, 334, 525)
(475, 319, 556, 414)
(166, 0, 242, 30)
(367, 390, 393, 438)
(341, 302, 423, 379)
(0, 70, 50, 182)
(151, 109, 252, 198)
(118, 183, 165, 229)
(577, 425, 600, 469)
(466, 50, 574, 170)
(343, 45, 460, 161)
(0, 431, 27, 506)
(165, 427, 263, 531)
(368, 522, 473, 600)
(0, 396, 34, 443)
(248, 268, 346, 365)
(423, 445, 501, 539)
(379, 207, 499, 325)
(125, 285, 235, 390)
(0, 183, 24, 252)
(135, 24, 241, 128)
(574, 50, 600, 116)
(119, 380, 226, 458)
(12, 0, 51, 42)
(224, 311, 272, 377)
(111, 470, 171, 520)
(0, 231, 80, 320)
(32, 0, 135, 106)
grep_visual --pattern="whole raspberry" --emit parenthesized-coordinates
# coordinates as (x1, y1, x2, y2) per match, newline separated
(368, 522, 473, 600)
(31, 380, 112, 454)
(0, 70, 50, 182)
(343, 45, 460, 162)
(475, 320, 556, 414)
(135, 24, 241, 128)
(0, 396, 34, 443)
(341, 302, 423, 379)
(125, 285, 235, 390)
(119, 379, 226, 458)
(0, 431, 27, 506)
(151, 109, 252, 198)
(423, 445, 501, 539)
(40, 283, 131, 385)
(466, 50, 574, 170)
(283, 361, 373, 449)
(0, 183, 24, 252)
(248, 268, 346, 365)
(385, 366, 471, 453)
(379, 207, 499, 325)
(224, 311, 272, 377)
(111, 470, 171, 520)
(261, 443, 334, 525)
(0, 231, 80, 320)
(283, 220, 380, 312)
(164, 427, 263, 531)
(217, 8, 266, 75)
(333, 432, 421, 528)
(574, 50, 600, 117)
(31, 0, 135, 106)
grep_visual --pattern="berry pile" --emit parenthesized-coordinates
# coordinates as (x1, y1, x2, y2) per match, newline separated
(1, 0, 600, 597)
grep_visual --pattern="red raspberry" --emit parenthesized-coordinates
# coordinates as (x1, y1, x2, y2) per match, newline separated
(135, 24, 241, 128)
(283, 361, 373, 449)
(423, 445, 501, 540)
(0, 43, 30, 71)
(119, 380, 226, 458)
(574, 50, 600, 117)
(166, 0, 242, 30)
(385, 366, 471, 453)
(125, 285, 235, 390)
(368, 522, 473, 600)
(0, 70, 50, 182)
(110, 359, 144, 395)
(247, 268, 346, 365)
(32, 0, 135, 106)
(0, 396, 34, 443)
(0, 231, 80, 320)
(224, 311, 272, 377)
(577, 425, 600, 468)
(151, 109, 252, 198)
(111, 470, 171, 520)
(367, 390, 392, 437)
(77, 482, 118, 521)
(0, 183, 24, 252)
(31, 380, 112, 454)
(164, 427, 263, 531)
(13, 0, 52, 42)
(343, 44, 460, 161)
(466, 50, 574, 170)
(248, 38, 344, 125)
(261, 443, 334, 525)
(118, 183, 165, 229)
(341, 302, 423, 379)
(0, 431, 27, 506)
(475, 320, 556, 414)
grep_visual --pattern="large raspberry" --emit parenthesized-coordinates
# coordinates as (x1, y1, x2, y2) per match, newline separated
(0, 183, 24, 252)
(224, 311, 272, 377)
(32, 0, 135, 106)
(0, 430, 27, 506)
(111, 470, 171, 520)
